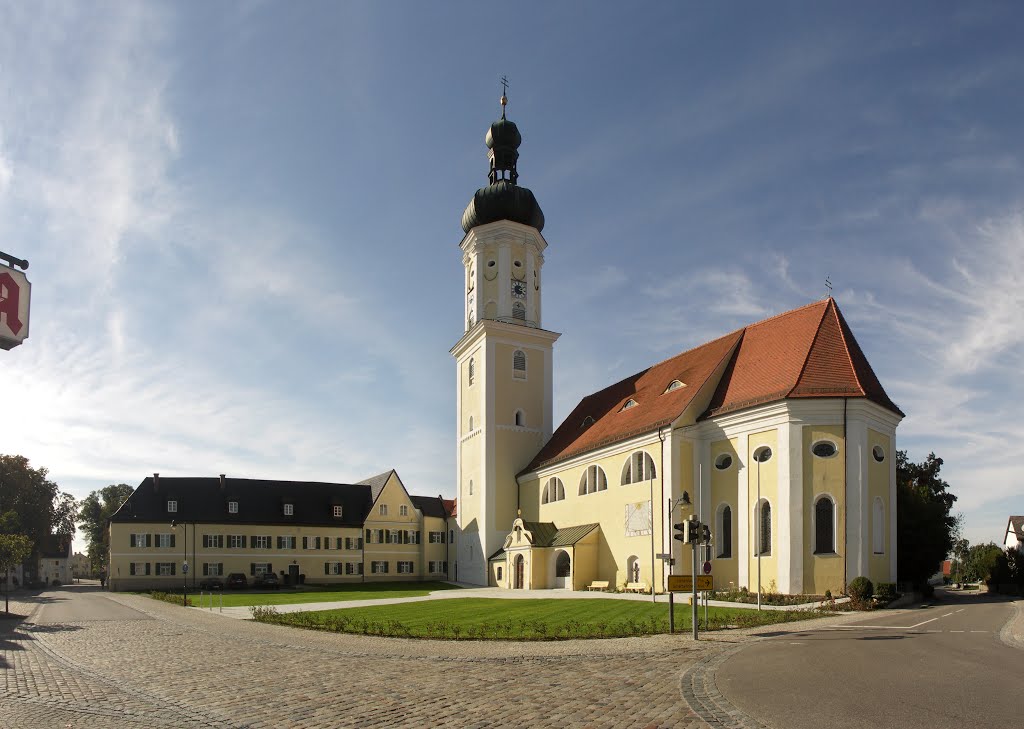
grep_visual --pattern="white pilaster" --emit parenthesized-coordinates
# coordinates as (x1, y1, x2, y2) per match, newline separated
(845, 418, 867, 581)
(736, 432, 750, 589)
(776, 421, 792, 593)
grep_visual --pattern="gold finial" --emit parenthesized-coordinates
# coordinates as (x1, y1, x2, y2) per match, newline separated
(500, 75, 509, 119)
(517, 508, 522, 517)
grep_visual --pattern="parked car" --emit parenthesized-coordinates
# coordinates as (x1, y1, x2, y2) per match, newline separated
(226, 573, 248, 589)
(198, 577, 223, 590)
(253, 572, 280, 590)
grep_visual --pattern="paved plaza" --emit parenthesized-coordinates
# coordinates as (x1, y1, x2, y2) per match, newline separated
(5, 585, 1019, 728)
(0, 584, 793, 728)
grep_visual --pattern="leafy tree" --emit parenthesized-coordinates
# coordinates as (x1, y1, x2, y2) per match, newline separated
(951, 538, 970, 583)
(78, 484, 134, 571)
(0, 456, 77, 572)
(962, 543, 1004, 583)
(896, 451, 958, 589)
(0, 533, 32, 613)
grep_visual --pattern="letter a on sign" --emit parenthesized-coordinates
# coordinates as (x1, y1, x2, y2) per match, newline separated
(0, 267, 31, 350)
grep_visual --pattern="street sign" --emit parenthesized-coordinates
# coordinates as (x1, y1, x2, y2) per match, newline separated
(668, 575, 713, 592)
(182, 562, 189, 574)
(703, 560, 712, 575)
(0, 263, 31, 350)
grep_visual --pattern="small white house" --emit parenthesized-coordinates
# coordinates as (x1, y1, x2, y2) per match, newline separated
(1005, 516, 1024, 550)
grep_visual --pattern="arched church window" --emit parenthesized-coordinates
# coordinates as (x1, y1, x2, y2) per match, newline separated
(578, 465, 607, 495)
(514, 409, 525, 427)
(542, 477, 565, 504)
(717, 504, 732, 558)
(468, 416, 474, 431)
(621, 451, 656, 484)
(513, 302, 526, 321)
(513, 350, 526, 379)
(814, 496, 835, 554)
(873, 497, 885, 554)
(757, 500, 772, 556)
(468, 479, 473, 496)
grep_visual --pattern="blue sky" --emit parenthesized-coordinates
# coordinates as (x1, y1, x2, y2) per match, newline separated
(1, 2, 1021, 553)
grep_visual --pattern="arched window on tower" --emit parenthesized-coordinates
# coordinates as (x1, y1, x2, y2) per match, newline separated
(513, 349, 527, 379)
(468, 357, 475, 386)
(513, 301, 526, 321)
(514, 409, 525, 427)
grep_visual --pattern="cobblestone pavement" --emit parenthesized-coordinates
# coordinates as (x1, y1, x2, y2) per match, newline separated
(0, 588, 855, 728)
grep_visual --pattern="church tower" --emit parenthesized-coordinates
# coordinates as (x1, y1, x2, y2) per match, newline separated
(451, 92, 560, 586)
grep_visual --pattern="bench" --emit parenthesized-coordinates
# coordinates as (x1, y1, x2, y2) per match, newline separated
(624, 581, 649, 593)
(586, 580, 610, 591)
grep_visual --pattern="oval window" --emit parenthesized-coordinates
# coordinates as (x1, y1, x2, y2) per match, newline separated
(753, 446, 773, 463)
(714, 454, 733, 470)
(487, 260, 496, 267)
(872, 445, 885, 463)
(812, 441, 837, 458)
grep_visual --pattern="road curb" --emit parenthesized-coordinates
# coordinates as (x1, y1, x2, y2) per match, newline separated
(680, 643, 769, 729)
(997, 598, 1024, 651)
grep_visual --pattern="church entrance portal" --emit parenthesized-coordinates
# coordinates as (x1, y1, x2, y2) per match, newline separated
(554, 550, 571, 589)
(514, 554, 525, 589)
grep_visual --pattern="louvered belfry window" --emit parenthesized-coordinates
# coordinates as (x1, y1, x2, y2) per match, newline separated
(513, 350, 526, 378)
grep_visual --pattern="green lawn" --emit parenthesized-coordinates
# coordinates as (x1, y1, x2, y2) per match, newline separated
(197, 581, 462, 607)
(251, 597, 822, 639)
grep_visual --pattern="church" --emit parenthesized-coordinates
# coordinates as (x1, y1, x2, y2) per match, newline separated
(452, 95, 903, 596)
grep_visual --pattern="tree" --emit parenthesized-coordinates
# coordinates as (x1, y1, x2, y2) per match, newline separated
(896, 450, 958, 589)
(0, 533, 32, 613)
(0, 456, 77, 555)
(78, 484, 135, 571)
(963, 543, 1003, 583)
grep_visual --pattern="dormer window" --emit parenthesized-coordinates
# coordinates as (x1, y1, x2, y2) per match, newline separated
(581, 415, 595, 428)
(333, 505, 343, 518)
(228, 501, 238, 514)
(621, 399, 638, 411)
(167, 500, 177, 513)
(664, 380, 685, 393)
(283, 503, 294, 516)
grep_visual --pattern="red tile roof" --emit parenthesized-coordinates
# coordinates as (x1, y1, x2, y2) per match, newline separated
(443, 498, 457, 518)
(524, 298, 901, 473)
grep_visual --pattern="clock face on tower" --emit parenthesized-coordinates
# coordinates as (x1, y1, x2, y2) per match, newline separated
(511, 279, 527, 299)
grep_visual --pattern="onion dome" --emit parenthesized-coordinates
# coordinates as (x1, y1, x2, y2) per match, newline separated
(462, 92, 544, 234)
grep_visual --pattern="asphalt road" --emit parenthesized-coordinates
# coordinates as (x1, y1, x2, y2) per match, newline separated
(717, 590, 1022, 729)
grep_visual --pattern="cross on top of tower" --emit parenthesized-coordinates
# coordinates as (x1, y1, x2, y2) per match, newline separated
(500, 75, 509, 119)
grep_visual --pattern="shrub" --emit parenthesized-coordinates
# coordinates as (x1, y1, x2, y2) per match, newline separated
(847, 576, 874, 609)
(875, 583, 897, 602)
(150, 591, 193, 607)
(51, 579, 62, 587)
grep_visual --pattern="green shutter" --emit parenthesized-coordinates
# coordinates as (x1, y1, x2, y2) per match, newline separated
(170, 562, 176, 576)
(250, 536, 256, 548)
(147, 534, 152, 547)
(203, 563, 208, 576)
(171, 534, 176, 548)
(130, 563, 135, 575)
(325, 562, 330, 575)
(146, 563, 151, 576)
(250, 563, 255, 576)
(302, 537, 307, 549)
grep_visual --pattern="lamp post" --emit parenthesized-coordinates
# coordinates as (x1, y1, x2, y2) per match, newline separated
(171, 520, 187, 606)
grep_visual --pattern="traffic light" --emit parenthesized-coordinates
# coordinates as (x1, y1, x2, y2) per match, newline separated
(674, 517, 701, 543)
(673, 521, 690, 543)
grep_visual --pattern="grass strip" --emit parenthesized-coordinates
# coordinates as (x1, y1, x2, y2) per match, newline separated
(251, 597, 823, 640)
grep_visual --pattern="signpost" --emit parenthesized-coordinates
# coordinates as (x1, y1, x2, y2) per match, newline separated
(671, 514, 713, 640)
(0, 251, 30, 351)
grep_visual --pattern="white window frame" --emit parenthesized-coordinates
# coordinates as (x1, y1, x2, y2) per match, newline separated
(397, 561, 414, 574)
(157, 562, 173, 576)
(333, 505, 343, 518)
(254, 536, 271, 549)
(228, 501, 238, 514)
(229, 535, 245, 549)
(578, 465, 608, 495)
(167, 500, 177, 513)
(283, 503, 294, 516)
(812, 494, 838, 555)
(400, 504, 408, 516)
(621, 451, 656, 485)
(379, 504, 388, 516)
(541, 477, 565, 504)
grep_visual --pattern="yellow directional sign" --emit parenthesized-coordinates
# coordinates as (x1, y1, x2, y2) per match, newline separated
(668, 575, 713, 592)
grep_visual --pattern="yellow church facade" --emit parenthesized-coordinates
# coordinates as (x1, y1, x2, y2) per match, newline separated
(453, 100, 902, 596)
